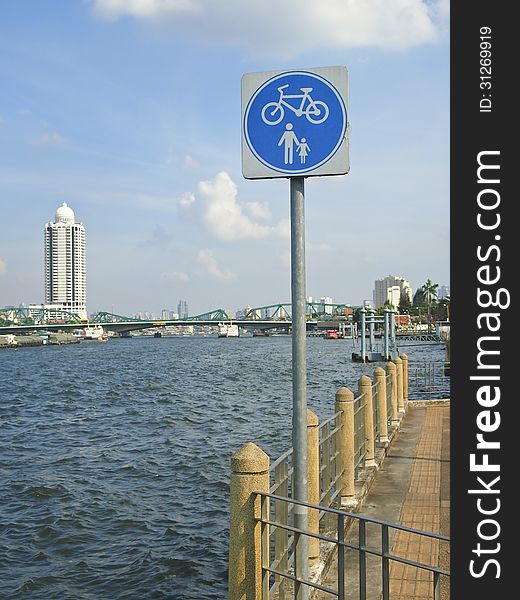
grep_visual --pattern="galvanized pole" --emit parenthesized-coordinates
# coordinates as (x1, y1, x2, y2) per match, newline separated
(368, 308, 375, 352)
(290, 176, 309, 599)
(389, 308, 396, 353)
(360, 307, 366, 362)
(383, 309, 389, 360)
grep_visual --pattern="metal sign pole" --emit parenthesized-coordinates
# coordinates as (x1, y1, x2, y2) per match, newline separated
(290, 176, 309, 599)
(241, 66, 348, 600)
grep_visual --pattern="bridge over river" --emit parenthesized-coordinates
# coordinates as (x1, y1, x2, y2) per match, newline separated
(0, 302, 353, 336)
(0, 303, 446, 343)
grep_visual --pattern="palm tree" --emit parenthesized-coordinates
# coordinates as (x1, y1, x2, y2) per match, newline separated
(421, 279, 439, 332)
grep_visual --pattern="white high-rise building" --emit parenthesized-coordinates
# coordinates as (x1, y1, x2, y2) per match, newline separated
(44, 203, 87, 318)
(373, 275, 412, 309)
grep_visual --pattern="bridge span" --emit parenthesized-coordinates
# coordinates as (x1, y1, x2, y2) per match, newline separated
(0, 303, 355, 336)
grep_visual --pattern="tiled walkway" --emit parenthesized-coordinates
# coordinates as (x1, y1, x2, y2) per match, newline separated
(313, 404, 450, 600)
(389, 406, 450, 599)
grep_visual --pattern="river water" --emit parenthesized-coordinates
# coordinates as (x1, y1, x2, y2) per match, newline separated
(0, 335, 446, 599)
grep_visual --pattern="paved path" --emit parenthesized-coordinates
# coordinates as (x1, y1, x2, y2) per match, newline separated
(314, 404, 450, 600)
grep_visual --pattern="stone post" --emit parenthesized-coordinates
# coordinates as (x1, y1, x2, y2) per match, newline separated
(393, 356, 404, 413)
(400, 353, 409, 406)
(373, 367, 389, 444)
(335, 386, 355, 506)
(307, 409, 320, 563)
(229, 442, 270, 600)
(387, 361, 399, 425)
(358, 375, 376, 467)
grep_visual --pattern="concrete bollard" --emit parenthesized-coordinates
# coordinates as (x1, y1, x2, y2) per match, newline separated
(229, 442, 270, 600)
(335, 386, 355, 505)
(358, 375, 376, 467)
(393, 356, 404, 413)
(387, 361, 399, 425)
(373, 367, 389, 444)
(307, 409, 320, 563)
(400, 353, 409, 406)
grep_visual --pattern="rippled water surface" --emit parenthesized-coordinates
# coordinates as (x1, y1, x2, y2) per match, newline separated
(0, 335, 445, 599)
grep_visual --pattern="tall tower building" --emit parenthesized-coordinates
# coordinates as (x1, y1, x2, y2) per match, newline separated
(177, 299, 188, 319)
(44, 202, 87, 318)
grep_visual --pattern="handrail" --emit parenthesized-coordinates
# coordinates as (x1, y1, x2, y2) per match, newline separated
(258, 492, 449, 540)
(257, 491, 450, 600)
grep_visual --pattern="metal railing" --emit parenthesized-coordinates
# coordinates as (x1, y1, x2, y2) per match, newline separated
(386, 374, 394, 422)
(353, 393, 366, 475)
(268, 410, 347, 598)
(319, 411, 342, 509)
(269, 448, 293, 598)
(408, 361, 450, 400)
(258, 493, 450, 600)
(372, 381, 380, 442)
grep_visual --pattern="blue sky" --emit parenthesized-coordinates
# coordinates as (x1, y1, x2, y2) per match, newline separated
(0, 0, 449, 316)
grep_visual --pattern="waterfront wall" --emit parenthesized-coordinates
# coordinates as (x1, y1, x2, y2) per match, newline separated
(0, 333, 80, 348)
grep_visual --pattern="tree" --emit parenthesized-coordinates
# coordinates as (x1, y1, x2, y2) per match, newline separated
(413, 288, 426, 307)
(434, 296, 450, 322)
(399, 291, 412, 312)
(421, 279, 439, 332)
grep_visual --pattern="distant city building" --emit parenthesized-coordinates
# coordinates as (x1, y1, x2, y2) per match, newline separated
(387, 286, 401, 308)
(133, 311, 155, 320)
(161, 309, 170, 320)
(177, 300, 189, 319)
(26, 303, 74, 323)
(44, 202, 87, 318)
(373, 276, 412, 309)
(320, 296, 334, 315)
(438, 285, 450, 299)
(363, 300, 374, 309)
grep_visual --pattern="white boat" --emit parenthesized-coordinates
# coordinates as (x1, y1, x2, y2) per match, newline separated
(217, 322, 239, 338)
(82, 325, 106, 340)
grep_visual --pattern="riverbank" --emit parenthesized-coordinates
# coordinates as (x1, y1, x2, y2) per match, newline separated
(0, 332, 80, 348)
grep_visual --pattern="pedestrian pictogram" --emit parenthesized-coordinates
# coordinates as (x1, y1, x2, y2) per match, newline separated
(241, 67, 349, 179)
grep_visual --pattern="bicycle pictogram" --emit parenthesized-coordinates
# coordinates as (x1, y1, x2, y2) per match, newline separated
(261, 84, 330, 126)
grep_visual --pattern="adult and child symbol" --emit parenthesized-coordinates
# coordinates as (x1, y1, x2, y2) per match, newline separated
(277, 123, 311, 165)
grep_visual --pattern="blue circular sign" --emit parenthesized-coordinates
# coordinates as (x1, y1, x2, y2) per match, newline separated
(244, 70, 347, 175)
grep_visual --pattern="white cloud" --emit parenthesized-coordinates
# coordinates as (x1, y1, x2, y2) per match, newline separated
(0, 258, 6, 275)
(178, 191, 195, 208)
(199, 172, 271, 241)
(183, 154, 198, 168)
(197, 248, 236, 281)
(245, 201, 271, 222)
(274, 220, 290, 239)
(181, 171, 288, 242)
(91, 0, 446, 56)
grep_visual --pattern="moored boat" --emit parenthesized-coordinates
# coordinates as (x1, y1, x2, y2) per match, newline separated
(217, 323, 239, 338)
(324, 329, 339, 339)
